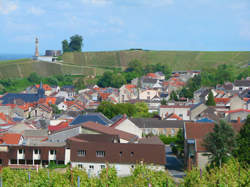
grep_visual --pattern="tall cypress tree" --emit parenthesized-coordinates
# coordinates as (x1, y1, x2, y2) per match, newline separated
(206, 91, 216, 106)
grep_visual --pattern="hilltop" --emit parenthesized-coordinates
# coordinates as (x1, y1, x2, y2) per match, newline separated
(0, 50, 250, 78)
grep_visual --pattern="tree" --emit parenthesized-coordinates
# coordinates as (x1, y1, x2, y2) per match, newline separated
(134, 102, 149, 117)
(97, 71, 113, 88)
(74, 77, 86, 90)
(27, 72, 41, 83)
(50, 104, 61, 114)
(174, 129, 184, 157)
(62, 40, 70, 53)
(97, 101, 116, 119)
(235, 115, 250, 166)
(161, 99, 167, 105)
(111, 74, 126, 88)
(206, 91, 215, 106)
(69, 35, 83, 52)
(170, 91, 178, 101)
(203, 120, 237, 168)
(126, 59, 144, 76)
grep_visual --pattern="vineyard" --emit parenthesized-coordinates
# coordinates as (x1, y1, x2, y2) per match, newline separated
(0, 164, 175, 187)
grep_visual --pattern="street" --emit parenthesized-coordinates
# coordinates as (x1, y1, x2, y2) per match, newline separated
(165, 145, 185, 182)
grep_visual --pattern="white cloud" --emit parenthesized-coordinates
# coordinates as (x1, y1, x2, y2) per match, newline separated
(28, 6, 45, 16)
(81, 0, 111, 6)
(0, 0, 17, 15)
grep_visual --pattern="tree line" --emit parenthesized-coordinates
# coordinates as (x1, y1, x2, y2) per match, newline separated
(97, 59, 172, 88)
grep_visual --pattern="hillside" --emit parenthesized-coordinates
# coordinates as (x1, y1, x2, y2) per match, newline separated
(0, 50, 249, 78)
(62, 50, 250, 70)
(0, 59, 95, 79)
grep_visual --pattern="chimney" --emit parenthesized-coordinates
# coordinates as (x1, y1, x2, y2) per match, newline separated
(237, 117, 241, 123)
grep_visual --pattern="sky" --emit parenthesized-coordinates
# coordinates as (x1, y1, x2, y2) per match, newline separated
(0, 0, 250, 54)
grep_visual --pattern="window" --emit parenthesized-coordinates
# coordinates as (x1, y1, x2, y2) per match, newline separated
(89, 165, 94, 169)
(50, 150, 56, 155)
(78, 164, 83, 169)
(147, 96, 150, 100)
(34, 149, 40, 154)
(19, 149, 24, 154)
(120, 151, 123, 156)
(131, 165, 134, 169)
(100, 165, 105, 169)
(179, 114, 183, 117)
(96, 151, 105, 157)
(131, 152, 134, 156)
(77, 150, 86, 157)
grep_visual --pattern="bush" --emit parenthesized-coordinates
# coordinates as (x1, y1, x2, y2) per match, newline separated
(183, 159, 250, 186)
(159, 134, 177, 144)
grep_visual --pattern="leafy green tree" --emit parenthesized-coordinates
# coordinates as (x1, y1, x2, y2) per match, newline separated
(97, 71, 113, 88)
(235, 115, 250, 166)
(74, 77, 86, 90)
(62, 40, 70, 53)
(46, 77, 58, 86)
(97, 101, 116, 119)
(127, 59, 144, 76)
(69, 34, 83, 52)
(170, 91, 178, 101)
(206, 91, 216, 106)
(134, 102, 149, 117)
(111, 74, 126, 88)
(28, 72, 41, 83)
(161, 99, 167, 105)
(203, 120, 237, 168)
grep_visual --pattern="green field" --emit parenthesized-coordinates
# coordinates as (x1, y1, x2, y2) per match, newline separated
(0, 50, 250, 78)
(62, 50, 250, 70)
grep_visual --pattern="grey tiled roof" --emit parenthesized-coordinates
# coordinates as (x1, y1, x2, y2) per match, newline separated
(70, 113, 112, 126)
(129, 118, 184, 128)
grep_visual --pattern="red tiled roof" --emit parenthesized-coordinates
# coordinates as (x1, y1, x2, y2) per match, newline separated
(147, 73, 157, 78)
(226, 109, 250, 113)
(0, 113, 15, 124)
(35, 84, 52, 91)
(0, 133, 22, 145)
(185, 122, 244, 152)
(48, 121, 69, 131)
(214, 98, 230, 104)
(81, 121, 137, 141)
(167, 113, 182, 120)
(125, 84, 136, 91)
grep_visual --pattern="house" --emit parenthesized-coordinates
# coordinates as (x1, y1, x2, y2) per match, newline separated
(70, 113, 113, 126)
(67, 135, 165, 176)
(0, 133, 166, 176)
(229, 95, 245, 111)
(139, 89, 159, 101)
(233, 79, 250, 92)
(110, 115, 143, 138)
(0, 82, 45, 105)
(130, 118, 184, 136)
(119, 84, 138, 103)
(190, 103, 208, 121)
(55, 85, 76, 99)
(184, 122, 243, 170)
(225, 109, 250, 122)
(159, 105, 191, 121)
(30, 104, 52, 119)
(48, 121, 138, 143)
(141, 78, 159, 89)
(155, 72, 165, 80)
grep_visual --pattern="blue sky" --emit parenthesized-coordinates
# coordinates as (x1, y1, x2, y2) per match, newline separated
(0, 0, 250, 54)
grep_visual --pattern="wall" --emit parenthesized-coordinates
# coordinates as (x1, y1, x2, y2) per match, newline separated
(114, 119, 142, 138)
(159, 107, 190, 120)
(197, 152, 209, 169)
(71, 162, 164, 177)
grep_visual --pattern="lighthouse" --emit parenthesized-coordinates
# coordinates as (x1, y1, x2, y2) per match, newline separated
(33, 37, 39, 60)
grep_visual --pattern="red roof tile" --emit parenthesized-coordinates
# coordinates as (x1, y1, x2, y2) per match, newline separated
(0, 133, 22, 145)
(35, 84, 52, 91)
(48, 121, 69, 131)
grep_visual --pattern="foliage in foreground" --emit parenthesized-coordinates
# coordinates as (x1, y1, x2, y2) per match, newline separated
(182, 159, 250, 187)
(0, 164, 174, 187)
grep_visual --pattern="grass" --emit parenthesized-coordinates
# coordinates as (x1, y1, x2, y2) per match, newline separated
(62, 50, 250, 71)
(1, 50, 250, 79)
